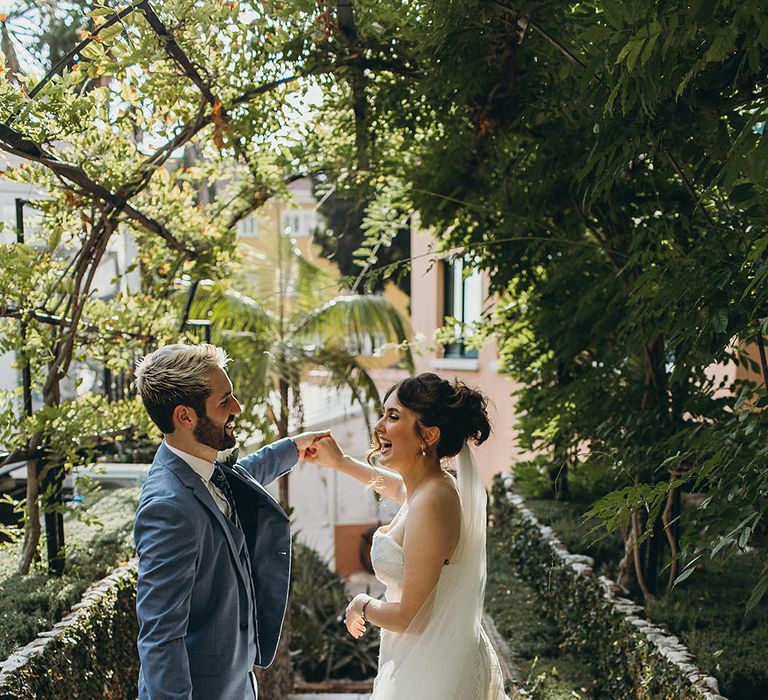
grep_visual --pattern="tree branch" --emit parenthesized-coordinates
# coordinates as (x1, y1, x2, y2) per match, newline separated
(139, 1, 218, 106)
(355, 58, 421, 78)
(22, 3, 143, 105)
(1, 66, 333, 263)
(230, 72, 318, 108)
(665, 150, 716, 228)
(489, 0, 588, 71)
(0, 122, 198, 257)
(0, 306, 159, 342)
(45, 217, 116, 392)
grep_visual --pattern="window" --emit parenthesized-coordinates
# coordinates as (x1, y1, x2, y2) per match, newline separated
(0, 204, 15, 245)
(442, 258, 482, 359)
(280, 209, 316, 238)
(0, 203, 15, 225)
(237, 216, 259, 238)
(0, 199, 44, 245)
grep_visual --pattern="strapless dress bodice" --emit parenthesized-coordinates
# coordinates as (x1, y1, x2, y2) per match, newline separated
(370, 529, 405, 600)
(371, 528, 461, 603)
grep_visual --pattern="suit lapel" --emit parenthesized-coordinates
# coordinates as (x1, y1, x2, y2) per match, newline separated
(158, 443, 250, 586)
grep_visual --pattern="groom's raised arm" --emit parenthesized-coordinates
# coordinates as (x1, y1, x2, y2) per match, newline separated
(237, 431, 330, 485)
(237, 437, 298, 486)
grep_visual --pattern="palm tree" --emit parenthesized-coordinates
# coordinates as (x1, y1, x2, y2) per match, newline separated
(185, 233, 411, 506)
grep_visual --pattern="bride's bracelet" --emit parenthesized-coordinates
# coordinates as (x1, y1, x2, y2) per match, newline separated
(361, 598, 371, 623)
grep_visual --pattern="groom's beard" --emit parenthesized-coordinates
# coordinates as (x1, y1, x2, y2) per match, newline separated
(194, 413, 236, 451)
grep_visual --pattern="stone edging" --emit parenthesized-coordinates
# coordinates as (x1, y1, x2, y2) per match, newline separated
(500, 476, 726, 700)
(0, 558, 138, 681)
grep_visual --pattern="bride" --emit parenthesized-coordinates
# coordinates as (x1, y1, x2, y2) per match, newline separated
(308, 372, 510, 700)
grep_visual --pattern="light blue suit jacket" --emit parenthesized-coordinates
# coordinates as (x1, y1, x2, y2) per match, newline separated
(134, 438, 297, 700)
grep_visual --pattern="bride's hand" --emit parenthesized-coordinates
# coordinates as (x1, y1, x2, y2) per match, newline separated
(344, 594, 368, 639)
(292, 430, 331, 460)
(304, 433, 346, 470)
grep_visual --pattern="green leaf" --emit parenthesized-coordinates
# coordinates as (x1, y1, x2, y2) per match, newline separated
(746, 575, 768, 613)
(672, 565, 697, 587)
(731, 182, 758, 204)
(98, 24, 124, 43)
(89, 7, 115, 18)
(738, 527, 751, 549)
(711, 536, 734, 558)
(616, 38, 645, 72)
(711, 308, 728, 334)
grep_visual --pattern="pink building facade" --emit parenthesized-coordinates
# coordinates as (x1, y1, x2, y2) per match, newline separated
(409, 224, 525, 485)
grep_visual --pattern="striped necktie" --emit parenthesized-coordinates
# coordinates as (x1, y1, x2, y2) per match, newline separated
(211, 463, 240, 528)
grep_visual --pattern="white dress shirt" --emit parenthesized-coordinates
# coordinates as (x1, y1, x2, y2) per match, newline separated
(165, 442, 232, 520)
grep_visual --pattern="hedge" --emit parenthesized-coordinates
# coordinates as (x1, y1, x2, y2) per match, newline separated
(491, 475, 725, 700)
(0, 488, 140, 661)
(0, 536, 379, 698)
(0, 560, 139, 699)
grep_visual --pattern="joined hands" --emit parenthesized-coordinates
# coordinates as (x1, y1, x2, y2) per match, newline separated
(291, 430, 332, 460)
(298, 432, 345, 468)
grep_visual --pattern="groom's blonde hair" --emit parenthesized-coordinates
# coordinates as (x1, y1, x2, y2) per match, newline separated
(135, 343, 230, 433)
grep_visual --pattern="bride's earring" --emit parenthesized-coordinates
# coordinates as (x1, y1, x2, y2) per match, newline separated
(420, 444, 427, 457)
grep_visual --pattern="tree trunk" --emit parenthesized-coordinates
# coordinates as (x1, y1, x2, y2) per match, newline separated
(624, 332, 674, 599)
(255, 613, 294, 699)
(616, 524, 635, 592)
(551, 362, 571, 499)
(336, 0, 369, 171)
(18, 218, 113, 575)
(17, 368, 63, 575)
(643, 511, 665, 596)
(17, 457, 41, 575)
(258, 373, 294, 698)
(549, 439, 570, 501)
(662, 484, 681, 591)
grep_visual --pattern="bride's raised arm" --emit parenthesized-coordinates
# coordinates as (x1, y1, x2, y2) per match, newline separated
(304, 433, 406, 505)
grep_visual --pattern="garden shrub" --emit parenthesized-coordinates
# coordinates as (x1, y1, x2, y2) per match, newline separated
(645, 553, 768, 700)
(486, 526, 598, 699)
(524, 491, 768, 700)
(524, 498, 624, 576)
(512, 455, 631, 505)
(0, 561, 139, 700)
(491, 476, 724, 700)
(0, 488, 139, 660)
(290, 539, 378, 682)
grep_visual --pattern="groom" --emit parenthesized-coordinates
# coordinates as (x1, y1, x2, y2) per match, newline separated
(133, 343, 326, 699)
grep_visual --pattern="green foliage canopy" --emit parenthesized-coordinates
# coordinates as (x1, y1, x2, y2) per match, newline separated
(297, 0, 768, 604)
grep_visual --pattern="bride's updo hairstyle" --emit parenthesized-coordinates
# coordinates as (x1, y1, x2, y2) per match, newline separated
(375, 372, 491, 459)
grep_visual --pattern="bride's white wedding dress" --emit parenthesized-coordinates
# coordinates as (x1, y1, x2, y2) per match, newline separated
(369, 444, 510, 700)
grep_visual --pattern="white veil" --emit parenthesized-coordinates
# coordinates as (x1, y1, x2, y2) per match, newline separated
(371, 443, 508, 700)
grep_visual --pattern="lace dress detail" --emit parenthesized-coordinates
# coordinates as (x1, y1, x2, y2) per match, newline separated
(369, 500, 509, 700)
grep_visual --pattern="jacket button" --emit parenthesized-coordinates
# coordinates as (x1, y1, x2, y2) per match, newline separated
(240, 622, 248, 630)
